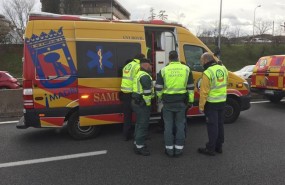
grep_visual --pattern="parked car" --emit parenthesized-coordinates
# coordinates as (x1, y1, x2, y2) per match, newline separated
(234, 65, 255, 79)
(250, 38, 272, 43)
(0, 71, 21, 89)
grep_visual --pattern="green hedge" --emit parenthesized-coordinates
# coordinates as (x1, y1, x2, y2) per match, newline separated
(0, 45, 23, 78)
(1, 44, 285, 77)
(208, 44, 285, 71)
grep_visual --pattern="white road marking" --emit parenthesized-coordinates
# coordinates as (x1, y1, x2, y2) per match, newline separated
(251, 99, 285, 104)
(0, 150, 107, 168)
(0, 120, 19, 125)
(250, 100, 270, 104)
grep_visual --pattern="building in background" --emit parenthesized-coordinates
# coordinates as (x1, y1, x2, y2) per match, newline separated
(81, 0, 130, 20)
(41, 0, 130, 20)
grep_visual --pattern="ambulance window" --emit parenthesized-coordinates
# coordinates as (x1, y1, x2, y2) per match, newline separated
(116, 43, 141, 77)
(77, 42, 140, 78)
(183, 45, 204, 72)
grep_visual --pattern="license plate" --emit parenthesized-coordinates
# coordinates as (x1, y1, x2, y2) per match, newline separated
(264, 90, 274, 95)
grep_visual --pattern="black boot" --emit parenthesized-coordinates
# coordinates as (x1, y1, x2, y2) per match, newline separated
(165, 149, 174, 157)
(134, 146, 150, 156)
(197, 148, 215, 156)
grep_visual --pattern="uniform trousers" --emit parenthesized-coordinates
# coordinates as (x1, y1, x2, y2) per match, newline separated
(204, 102, 225, 151)
(163, 102, 187, 148)
(132, 101, 151, 146)
(121, 92, 133, 138)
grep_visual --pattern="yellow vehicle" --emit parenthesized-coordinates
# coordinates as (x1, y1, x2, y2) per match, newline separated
(18, 12, 251, 139)
(251, 55, 285, 102)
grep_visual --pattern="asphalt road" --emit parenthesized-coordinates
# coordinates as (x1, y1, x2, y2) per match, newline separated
(0, 100, 285, 185)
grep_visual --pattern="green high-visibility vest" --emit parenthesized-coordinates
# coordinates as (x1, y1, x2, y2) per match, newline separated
(161, 61, 190, 95)
(133, 71, 153, 106)
(121, 59, 140, 93)
(204, 65, 228, 102)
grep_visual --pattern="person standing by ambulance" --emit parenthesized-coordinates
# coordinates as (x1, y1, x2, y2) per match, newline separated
(132, 58, 153, 156)
(155, 51, 194, 157)
(198, 52, 228, 156)
(121, 53, 145, 141)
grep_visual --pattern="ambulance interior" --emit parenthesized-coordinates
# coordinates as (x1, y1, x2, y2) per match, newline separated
(145, 28, 177, 113)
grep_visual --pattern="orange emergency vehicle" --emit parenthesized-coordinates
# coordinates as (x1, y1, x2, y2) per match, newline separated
(17, 12, 251, 139)
(251, 55, 285, 102)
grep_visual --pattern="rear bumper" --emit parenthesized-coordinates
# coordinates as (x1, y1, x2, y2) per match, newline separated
(251, 88, 285, 97)
(240, 94, 251, 111)
(17, 107, 72, 129)
(17, 109, 41, 129)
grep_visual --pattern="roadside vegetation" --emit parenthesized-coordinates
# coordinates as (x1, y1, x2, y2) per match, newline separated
(1, 43, 285, 78)
(210, 43, 285, 71)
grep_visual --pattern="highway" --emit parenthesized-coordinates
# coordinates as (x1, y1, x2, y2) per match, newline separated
(0, 100, 284, 185)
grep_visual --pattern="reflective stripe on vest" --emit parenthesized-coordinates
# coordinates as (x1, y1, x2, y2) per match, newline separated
(121, 59, 140, 92)
(133, 71, 153, 106)
(161, 61, 190, 95)
(204, 65, 228, 103)
(133, 71, 152, 94)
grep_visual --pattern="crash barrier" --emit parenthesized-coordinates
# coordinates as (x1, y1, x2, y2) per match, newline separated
(0, 89, 22, 117)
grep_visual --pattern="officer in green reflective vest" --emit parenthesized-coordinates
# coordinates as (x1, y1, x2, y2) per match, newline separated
(155, 51, 194, 157)
(132, 58, 153, 156)
(198, 52, 228, 156)
(121, 53, 145, 141)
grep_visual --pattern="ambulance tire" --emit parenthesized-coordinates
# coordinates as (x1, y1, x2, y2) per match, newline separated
(67, 111, 101, 140)
(224, 98, 240, 124)
(267, 95, 283, 103)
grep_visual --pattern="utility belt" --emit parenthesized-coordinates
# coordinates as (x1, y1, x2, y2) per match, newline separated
(132, 94, 146, 106)
(162, 93, 188, 104)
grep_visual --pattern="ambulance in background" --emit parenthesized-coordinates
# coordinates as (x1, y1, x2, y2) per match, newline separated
(17, 12, 251, 139)
(251, 55, 285, 102)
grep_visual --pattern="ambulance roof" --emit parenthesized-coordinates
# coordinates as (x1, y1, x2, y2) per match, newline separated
(29, 12, 184, 28)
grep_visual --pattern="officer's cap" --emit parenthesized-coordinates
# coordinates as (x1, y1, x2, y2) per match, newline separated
(134, 53, 145, 60)
(140, 58, 151, 64)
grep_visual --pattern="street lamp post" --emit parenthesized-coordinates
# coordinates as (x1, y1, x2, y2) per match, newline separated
(218, 0, 222, 52)
(253, 5, 261, 37)
(110, 0, 113, 20)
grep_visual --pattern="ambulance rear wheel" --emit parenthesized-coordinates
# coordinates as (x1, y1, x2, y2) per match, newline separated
(224, 98, 240, 124)
(67, 112, 101, 140)
(267, 95, 283, 103)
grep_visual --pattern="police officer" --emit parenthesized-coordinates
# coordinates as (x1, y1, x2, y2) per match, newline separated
(198, 52, 228, 156)
(155, 51, 194, 157)
(121, 53, 145, 141)
(132, 58, 153, 156)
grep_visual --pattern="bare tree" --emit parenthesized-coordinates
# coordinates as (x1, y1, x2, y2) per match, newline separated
(232, 26, 241, 38)
(255, 19, 272, 35)
(1, 0, 37, 42)
(0, 15, 11, 43)
(195, 26, 203, 37)
(158, 10, 168, 21)
(148, 8, 156, 20)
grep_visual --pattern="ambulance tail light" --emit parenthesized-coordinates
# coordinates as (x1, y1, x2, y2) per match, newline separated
(23, 80, 34, 109)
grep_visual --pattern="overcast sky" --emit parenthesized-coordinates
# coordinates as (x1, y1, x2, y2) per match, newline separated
(118, 0, 285, 36)
(1, 0, 285, 36)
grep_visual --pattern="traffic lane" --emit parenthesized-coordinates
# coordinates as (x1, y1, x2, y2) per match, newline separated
(222, 101, 285, 184)
(1, 102, 285, 185)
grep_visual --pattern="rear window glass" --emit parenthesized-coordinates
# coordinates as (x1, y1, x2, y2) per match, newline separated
(77, 42, 141, 78)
